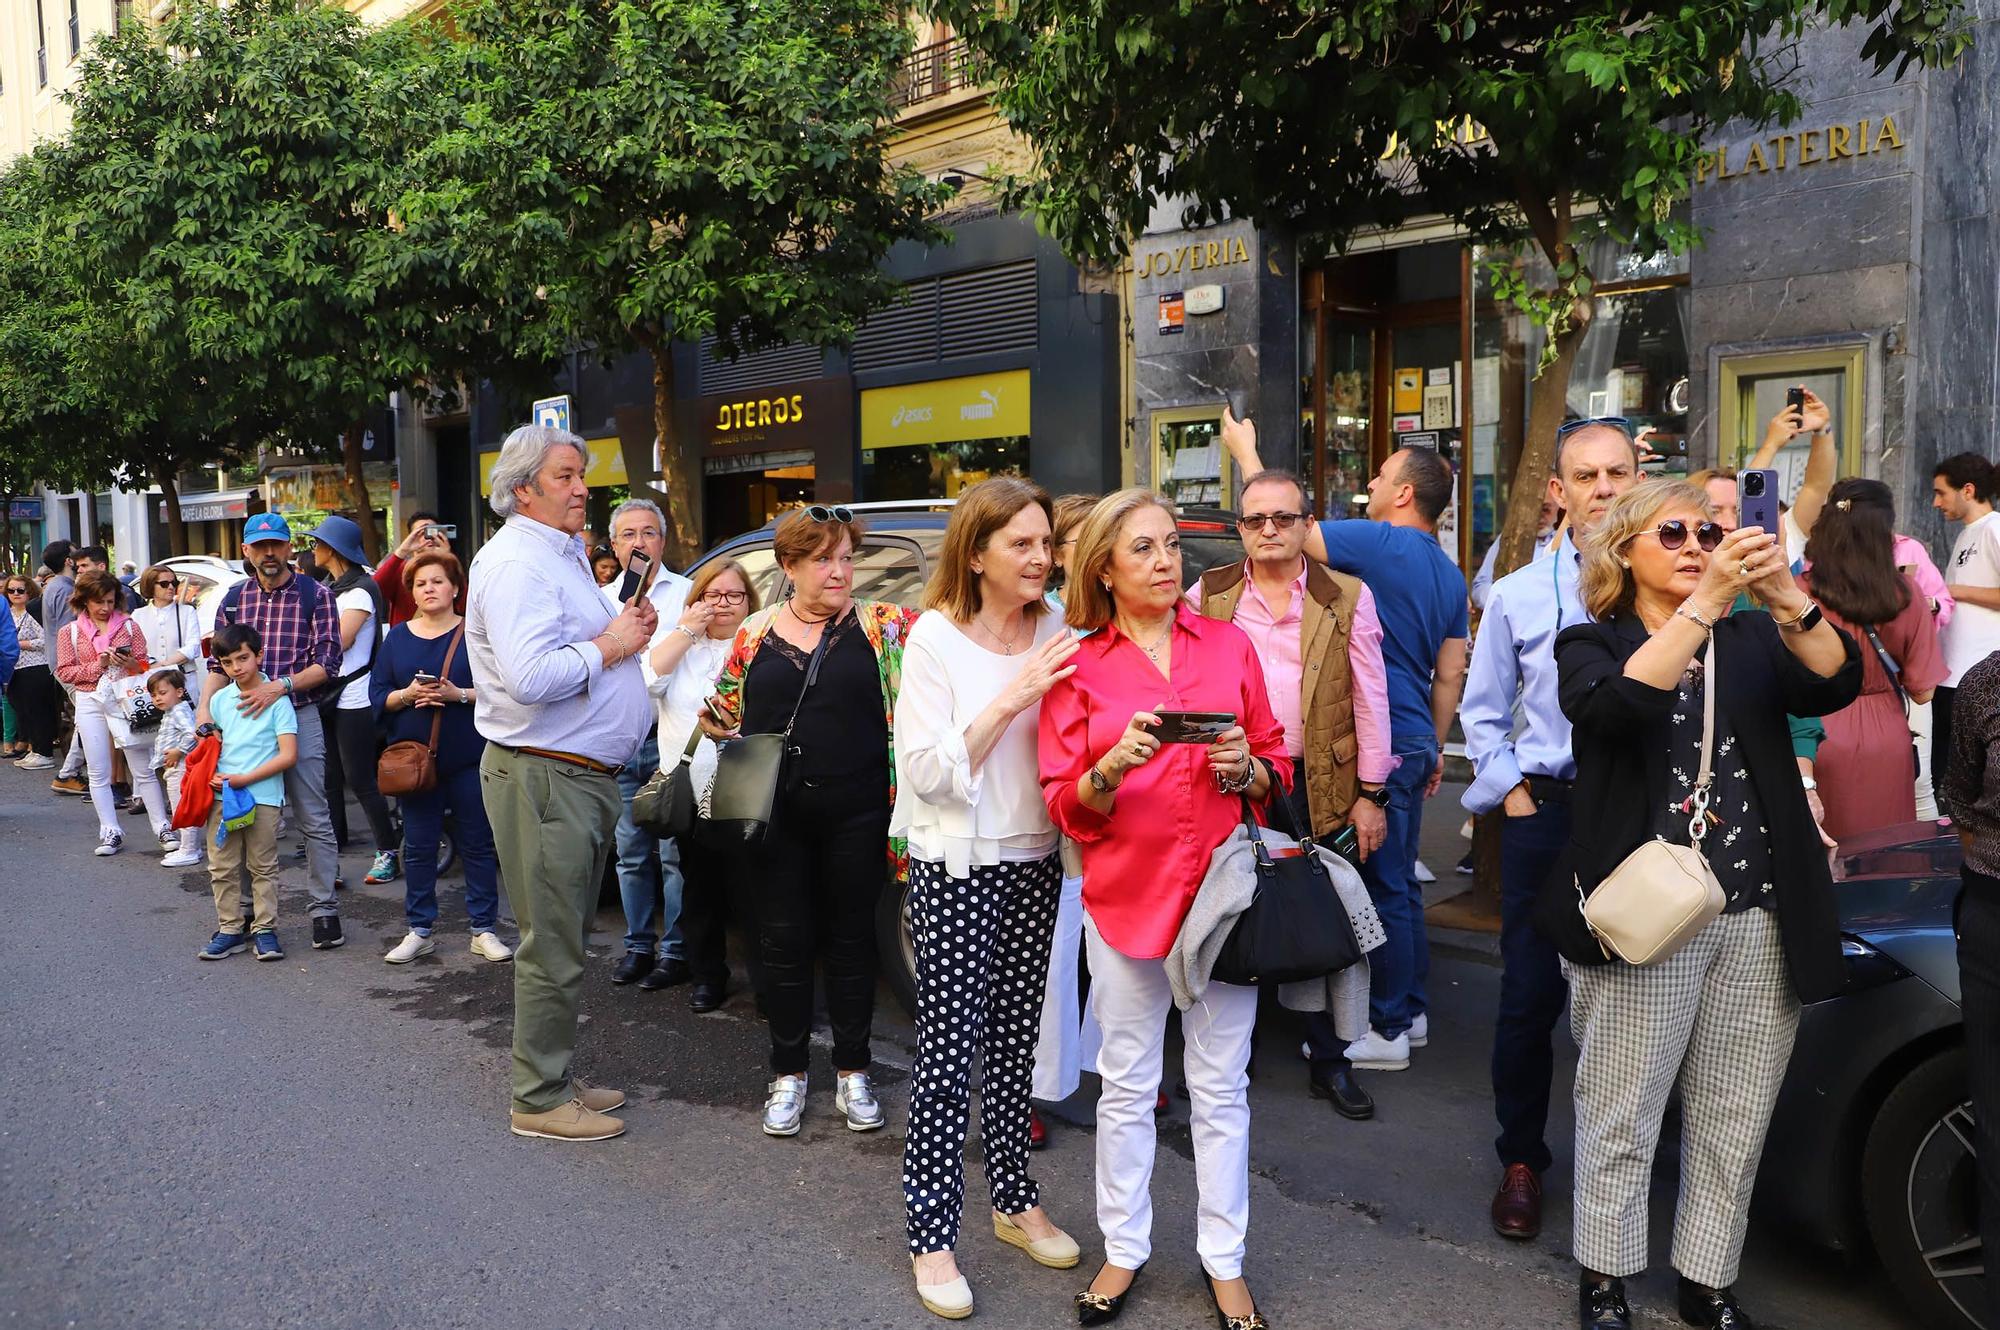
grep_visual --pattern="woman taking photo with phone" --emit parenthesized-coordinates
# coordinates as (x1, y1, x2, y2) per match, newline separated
(370, 550, 510, 964)
(702, 507, 922, 1138)
(892, 478, 1082, 1319)
(1555, 478, 1857, 1330)
(1038, 488, 1288, 1329)
(55, 570, 173, 857)
(646, 556, 760, 1009)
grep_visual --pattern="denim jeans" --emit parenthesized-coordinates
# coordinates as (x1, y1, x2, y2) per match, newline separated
(613, 733, 685, 958)
(1362, 738, 1436, 1040)
(1493, 796, 1571, 1174)
(402, 762, 501, 935)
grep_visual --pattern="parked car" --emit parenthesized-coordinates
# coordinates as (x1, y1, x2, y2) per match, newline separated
(683, 498, 1248, 1015)
(149, 554, 246, 642)
(1757, 821, 1981, 1328)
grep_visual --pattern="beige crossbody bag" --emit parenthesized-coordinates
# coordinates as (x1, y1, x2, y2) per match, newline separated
(1577, 641, 1727, 965)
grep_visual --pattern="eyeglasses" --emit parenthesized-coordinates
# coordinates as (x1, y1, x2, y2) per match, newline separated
(1556, 416, 1634, 440)
(1236, 512, 1305, 532)
(701, 590, 748, 605)
(1633, 519, 1725, 552)
(805, 505, 854, 524)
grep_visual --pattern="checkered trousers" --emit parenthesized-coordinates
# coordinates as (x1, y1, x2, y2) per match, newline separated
(1564, 908, 1801, 1287)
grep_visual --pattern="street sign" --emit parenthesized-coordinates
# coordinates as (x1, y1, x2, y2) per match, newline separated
(532, 395, 572, 432)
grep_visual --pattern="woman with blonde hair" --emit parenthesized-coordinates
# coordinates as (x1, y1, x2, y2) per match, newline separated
(1039, 488, 1289, 1329)
(893, 477, 1083, 1317)
(1555, 478, 1858, 1330)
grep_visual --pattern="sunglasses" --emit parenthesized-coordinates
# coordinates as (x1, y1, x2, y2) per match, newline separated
(156, 577, 178, 587)
(805, 505, 854, 524)
(4, 587, 27, 596)
(1556, 415, 1634, 440)
(1237, 511, 1304, 532)
(1633, 519, 1725, 552)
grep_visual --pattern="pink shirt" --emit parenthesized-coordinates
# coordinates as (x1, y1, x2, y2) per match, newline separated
(1189, 563, 1393, 782)
(1039, 603, 1292, 959)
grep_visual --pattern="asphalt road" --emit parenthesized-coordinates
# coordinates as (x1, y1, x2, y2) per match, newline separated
(0, 761, 1919, 1330)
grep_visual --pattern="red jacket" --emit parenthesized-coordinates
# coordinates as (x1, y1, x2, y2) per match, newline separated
(174, 733, 221, 830)
(374, 554, 466, 627)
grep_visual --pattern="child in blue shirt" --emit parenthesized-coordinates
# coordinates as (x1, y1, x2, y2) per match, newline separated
(198, 623, 298, 962)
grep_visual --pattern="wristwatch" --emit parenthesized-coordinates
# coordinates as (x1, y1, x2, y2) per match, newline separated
(1778, 601, 1825, 634)
(1799, 776, 1818, 792)
(1087, 764, 1116, 794)
(1358, 784, 1391, 807)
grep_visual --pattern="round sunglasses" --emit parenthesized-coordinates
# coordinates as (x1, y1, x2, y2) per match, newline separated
(1633, 519, 1725, 552)
(805, 504, 854, 524)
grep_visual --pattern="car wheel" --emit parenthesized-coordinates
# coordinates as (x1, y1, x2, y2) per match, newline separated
(876, 872, 918, 1018)
(1861, 1045, 1988, 1330)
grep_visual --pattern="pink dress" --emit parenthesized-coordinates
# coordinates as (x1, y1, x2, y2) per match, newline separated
(1801, 573, 1947, 842)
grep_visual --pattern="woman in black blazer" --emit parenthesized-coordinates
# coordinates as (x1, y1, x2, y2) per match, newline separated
(1552, 478, 1859, 1330)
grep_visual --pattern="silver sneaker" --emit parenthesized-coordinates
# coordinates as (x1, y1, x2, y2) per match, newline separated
(834, 1070, 885, 1132)
(762, 1074, 807, 1137)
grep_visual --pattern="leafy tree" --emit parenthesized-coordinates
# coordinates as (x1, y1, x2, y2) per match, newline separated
(36, 0, 523, 559)
(403, 0, 948, 563)
(934, 0, 1971, 576)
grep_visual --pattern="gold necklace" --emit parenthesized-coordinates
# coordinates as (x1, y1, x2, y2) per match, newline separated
(972, 612, 1022, 654)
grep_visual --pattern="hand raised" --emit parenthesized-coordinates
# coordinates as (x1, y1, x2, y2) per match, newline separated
(1004, 632, 1080, 712)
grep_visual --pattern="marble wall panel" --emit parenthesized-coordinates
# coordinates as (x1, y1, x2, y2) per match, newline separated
(1692, 174, 1915, 286)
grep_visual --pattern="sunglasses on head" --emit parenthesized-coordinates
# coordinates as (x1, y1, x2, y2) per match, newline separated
(1635, 519, 1725, 552)
(805, 505, 854, 524)
(1556, 415, 1634, 440)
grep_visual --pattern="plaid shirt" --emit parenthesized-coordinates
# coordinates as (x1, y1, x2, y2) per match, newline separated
(207, 572, 343, 708)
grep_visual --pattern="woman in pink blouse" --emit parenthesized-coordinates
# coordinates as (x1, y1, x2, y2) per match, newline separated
(1038, 489, 1289, 1330)
(54, 569, 172, 858)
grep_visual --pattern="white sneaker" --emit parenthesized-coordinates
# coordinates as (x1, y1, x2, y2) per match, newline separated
(16, 753, 53, 770)
(94, 828, 124, 857)
(1344, 1029, 1411, 1070)
(384, 931, 436, 964)
(161, 848, 204, 869)
(1408, 1013, 1429, 1048)
(1412, 858, 1437, 883)
(470, 931, 514, 962)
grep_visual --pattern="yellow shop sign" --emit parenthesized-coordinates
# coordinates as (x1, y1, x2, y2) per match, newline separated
(861, 370, 1031, 450)
(479, 435, 628, 495)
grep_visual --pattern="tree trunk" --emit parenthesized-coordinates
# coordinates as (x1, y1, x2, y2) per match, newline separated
(1491, 311, 1588, 581)
(646, 343, 702, 569)
(342, 422, 383, 563)
(159, 469, 188, 557)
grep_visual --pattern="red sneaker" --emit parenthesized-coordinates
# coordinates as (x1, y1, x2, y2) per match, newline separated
(1028, 1106, 1048, 1150)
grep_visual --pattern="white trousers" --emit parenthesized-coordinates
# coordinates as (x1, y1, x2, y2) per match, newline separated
(1085, 914, 1258, 1279)
(1911, 699, 1937, 819)
(74, 688, 167, 838)
(1033, 871, 1091, 1101)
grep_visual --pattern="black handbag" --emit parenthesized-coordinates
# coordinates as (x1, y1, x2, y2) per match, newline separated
(1211, 795, 1363, 987)
(632, 727, 703, 839)
(706, 622, 832, 845)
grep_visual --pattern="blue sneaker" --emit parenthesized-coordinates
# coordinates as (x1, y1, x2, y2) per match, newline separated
(200, 931, 248, 961)
(252, 930, 284, 962)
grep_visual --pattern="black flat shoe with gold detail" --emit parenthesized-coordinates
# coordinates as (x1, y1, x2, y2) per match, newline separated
(1206, 1275, 1269, 1330)
(1074, 1262, 1144, 1326)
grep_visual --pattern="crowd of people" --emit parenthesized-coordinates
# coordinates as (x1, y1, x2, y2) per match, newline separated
(1, 410, 1995, 1330)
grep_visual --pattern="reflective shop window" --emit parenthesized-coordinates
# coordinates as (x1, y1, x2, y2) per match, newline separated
(861, 437, 1030, 501)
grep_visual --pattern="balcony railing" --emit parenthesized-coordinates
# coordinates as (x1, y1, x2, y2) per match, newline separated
(893, 36, 986, 109)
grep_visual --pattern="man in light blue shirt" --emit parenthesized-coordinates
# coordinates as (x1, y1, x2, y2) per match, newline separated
(468, 425, 658, 1142)
(1461, 419, 1638, 1241)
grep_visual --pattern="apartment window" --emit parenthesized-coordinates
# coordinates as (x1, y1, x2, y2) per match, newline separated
(68, 0, 81, 59)
(36, 0, 49, 87)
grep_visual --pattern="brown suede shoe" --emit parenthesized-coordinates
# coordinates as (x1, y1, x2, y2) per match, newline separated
(570, 1076, 626, 1114)
(1491, 1163, 1542, 1240)
(509, 1097, 625, 1141)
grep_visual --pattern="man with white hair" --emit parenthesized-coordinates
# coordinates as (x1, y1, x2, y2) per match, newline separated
(599, 497, 694, 989)
(468, 426, 658, 1141)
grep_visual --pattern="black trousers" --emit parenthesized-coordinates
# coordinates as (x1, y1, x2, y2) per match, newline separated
(1934, 686, 1957, 817)
(752, 774, 889, 1076)
(5, 664, 58, 754)
(321, 701, 395, 852)
(1957, 869, 2000, 1328)
(680, 832, 763, 994)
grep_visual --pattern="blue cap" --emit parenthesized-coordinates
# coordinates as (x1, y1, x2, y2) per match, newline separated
(307, 515, 368, 568)
(242, 512, 293, 545)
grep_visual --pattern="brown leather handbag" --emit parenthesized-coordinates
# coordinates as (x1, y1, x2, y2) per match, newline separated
(377, 624, 465, 798)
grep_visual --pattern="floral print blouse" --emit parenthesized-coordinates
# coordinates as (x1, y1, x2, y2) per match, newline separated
(1653, 662, 1776, 913)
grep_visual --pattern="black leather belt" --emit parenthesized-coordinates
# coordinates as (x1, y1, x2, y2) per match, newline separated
(1527, 775, 1574, 803)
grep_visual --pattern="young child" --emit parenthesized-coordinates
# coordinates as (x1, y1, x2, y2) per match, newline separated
(149, 668, 204, 868)
(198, 623, 298, 963)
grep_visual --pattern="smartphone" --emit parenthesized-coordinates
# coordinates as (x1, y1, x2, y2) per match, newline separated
(1147, 710, 1237, 744)
(702, 696, 733, 727)
(617, 549, 654, 604)
(1739, 467, 1781, 538)
(1785, 384, 1807, 425)
(430, 524, 457, 543)
(1328, 824, 1360, 865)
(1226, 387, 1253, 427)
(411, 670, 438, 684)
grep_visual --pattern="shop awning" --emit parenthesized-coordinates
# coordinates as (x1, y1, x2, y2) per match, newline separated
(159, 490, 253, 523)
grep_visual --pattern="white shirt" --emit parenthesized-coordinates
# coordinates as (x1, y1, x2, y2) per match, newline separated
(656, 632, 733, 796)
(132, 601, 201, 675)
(890, 610, 1063, 877)
(334, 586, 378, 709)
(466, 514, 654, 768)
(1943, 510, 2000, 686)
(602, 567, 692, 727)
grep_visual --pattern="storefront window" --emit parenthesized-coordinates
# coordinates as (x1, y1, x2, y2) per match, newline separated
(1717, 344, 1866, 495)
(1155, 406, 1227, 508)
(862, 436, 1029, 500)
(859, 369, 1031, 501)
(1321, 320, 1374, 519)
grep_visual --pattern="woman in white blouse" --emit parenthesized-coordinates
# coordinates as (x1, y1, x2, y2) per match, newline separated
(132, 566, 202, 679)
(647, 557, 759, 1012)
(892, 478, 1084, 1319)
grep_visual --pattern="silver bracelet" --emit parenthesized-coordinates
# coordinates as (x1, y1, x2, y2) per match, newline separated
(1675, 602, 1716, 632)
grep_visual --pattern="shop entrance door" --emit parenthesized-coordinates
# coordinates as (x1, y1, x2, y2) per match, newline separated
(702, 450, 816, 544)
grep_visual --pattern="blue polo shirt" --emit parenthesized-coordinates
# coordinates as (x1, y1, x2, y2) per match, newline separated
(1316, 519, 1469, 745)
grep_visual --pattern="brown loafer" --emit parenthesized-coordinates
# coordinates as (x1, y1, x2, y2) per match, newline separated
(509, 1097, 624, 1141)
(1491, 1162, 1542, 1240)
(570, 1076, 626, 1114)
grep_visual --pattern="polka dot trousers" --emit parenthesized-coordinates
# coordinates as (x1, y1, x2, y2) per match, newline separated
(902, 853, 1061, 1254)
